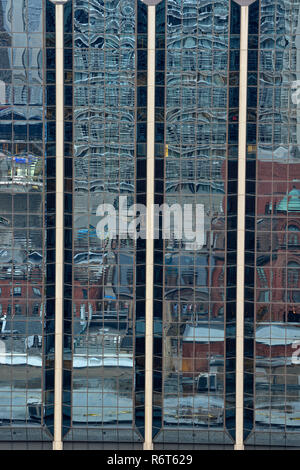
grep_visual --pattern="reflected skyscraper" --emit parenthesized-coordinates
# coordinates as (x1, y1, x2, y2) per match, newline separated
(0, 0, 300, 451)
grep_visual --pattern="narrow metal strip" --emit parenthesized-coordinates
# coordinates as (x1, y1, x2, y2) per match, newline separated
(53, 2, 64, 451)
(144, 4, 156, 451)
(234, 5, 249, 451)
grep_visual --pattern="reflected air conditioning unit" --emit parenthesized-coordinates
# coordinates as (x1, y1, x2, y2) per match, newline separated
(197, 373, 217, 392)
(28, 402, 42, 421)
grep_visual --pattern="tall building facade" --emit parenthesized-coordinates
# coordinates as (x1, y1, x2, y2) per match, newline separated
(0, 0, 300, 450)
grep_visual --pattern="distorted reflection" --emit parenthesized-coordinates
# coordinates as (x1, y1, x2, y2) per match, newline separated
(0, 0, 49, 440)
(154, 0, 232, 445)
(246, 0, 300, 446)
(68, 0, 140, 442)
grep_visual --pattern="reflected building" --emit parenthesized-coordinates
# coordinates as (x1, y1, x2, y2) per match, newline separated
(0, 0, 300, 451)
(0, 0, 53, 448)
(243, 0, 300, 448)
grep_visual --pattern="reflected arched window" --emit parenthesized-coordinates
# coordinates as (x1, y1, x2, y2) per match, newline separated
(285, 225, 300, 247)
(287, 262, 300, 288)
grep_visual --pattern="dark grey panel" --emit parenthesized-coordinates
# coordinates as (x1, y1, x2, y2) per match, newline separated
(0, 442, 52, 450)
(63, 442, 143, 450)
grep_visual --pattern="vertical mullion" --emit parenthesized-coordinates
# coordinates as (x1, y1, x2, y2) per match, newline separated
(144, 3, 156, 451)
(53, 1, 65, 451)
(235, 4, 249, 451)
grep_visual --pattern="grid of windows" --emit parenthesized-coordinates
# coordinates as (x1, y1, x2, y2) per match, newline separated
(0, 0, 52, 442)
(2, 0, 300, 450)
(245, 0, 300, 448)
(63, 0, 143, 445)
(152, 0, 235, 447)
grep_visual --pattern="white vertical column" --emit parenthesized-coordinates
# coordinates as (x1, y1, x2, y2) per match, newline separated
(50, 0, 66, 451)
(144, 4, 156, 452)
(235, 4, 249, 452)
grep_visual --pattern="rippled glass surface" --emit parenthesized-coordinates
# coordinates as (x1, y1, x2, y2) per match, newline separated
(153, 0, 234, 447)
(0, 0, 51, 441)
(245, 0, 300, 448)
(64, 0, 143, 444)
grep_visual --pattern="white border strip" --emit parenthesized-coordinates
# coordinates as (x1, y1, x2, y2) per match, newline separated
(144, 4, 156, 451)
(53, 2, 64, 451)
(235, 5, 249, 451)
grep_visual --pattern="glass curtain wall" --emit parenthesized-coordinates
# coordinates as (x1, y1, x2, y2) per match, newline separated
(153, 0, 235, 448)
(0, 0, 52, 444)
(63, 0, 145, 447)
(245, 0, 300, 448)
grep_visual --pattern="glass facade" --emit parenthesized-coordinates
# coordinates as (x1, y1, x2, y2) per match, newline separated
(63, 0, 145, 446)
(0, 0, 53, 445)
(152, 0, 234, 447)
(244, 0, 300, 448)
(1, 0, 300, 450)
